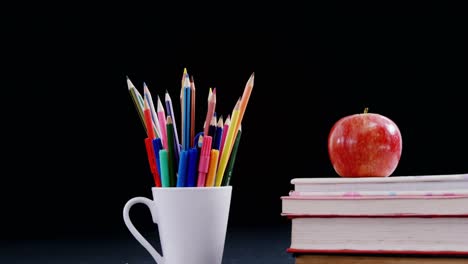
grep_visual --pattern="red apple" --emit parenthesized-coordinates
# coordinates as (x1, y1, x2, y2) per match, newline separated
(328, 109, 402, 177)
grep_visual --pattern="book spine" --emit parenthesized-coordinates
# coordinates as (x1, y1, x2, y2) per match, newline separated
(287, 248, 468, 256)
(289, 189, 468, 197)
(282, 214, 468, 218)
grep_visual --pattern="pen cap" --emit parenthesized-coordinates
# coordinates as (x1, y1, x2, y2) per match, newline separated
(198, 136, 212, 173)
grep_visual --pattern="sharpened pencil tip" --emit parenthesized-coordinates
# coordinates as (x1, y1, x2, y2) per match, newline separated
(183, 68, 187, 74)
(126, 77, 135, 89)
(143, 83, 150, 94)
(183, 73, 191, 88)
(248, 73, 255, 86)
(143, 94, 149, 109)
(190, 75, 194, 82)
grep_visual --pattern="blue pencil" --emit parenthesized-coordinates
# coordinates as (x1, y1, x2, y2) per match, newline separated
(186, 147, 199, 187)
(213, 116, 223, 150)
(152, 137, 163, 176)
(208, 115, 217, 137)
(182, 71, 191, 150)
(176, 150, 189, 187)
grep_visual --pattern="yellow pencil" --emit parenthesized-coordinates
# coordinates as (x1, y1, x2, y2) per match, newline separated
(205, 149, 219, 187)
(215, 99, 240, 186)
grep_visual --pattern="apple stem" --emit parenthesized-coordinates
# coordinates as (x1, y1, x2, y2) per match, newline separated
(364, 107, 369, 114)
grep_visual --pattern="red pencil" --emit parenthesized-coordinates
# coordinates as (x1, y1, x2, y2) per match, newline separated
(144, 94, 161, 187)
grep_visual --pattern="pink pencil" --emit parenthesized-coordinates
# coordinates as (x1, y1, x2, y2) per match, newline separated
(203, 88, 216, 137)
(157, 95, 167, 149)
(197, 135, 212, 187)
(219, 114, 230, 159)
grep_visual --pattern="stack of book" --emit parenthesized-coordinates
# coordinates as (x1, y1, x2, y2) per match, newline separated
(281, 173, 468, 264)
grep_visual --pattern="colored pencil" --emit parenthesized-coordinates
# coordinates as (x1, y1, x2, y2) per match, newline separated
(159, 149, 170, 187)
(186, 147, 199, 187)
(127, 71, 254, 188)
(190, 75, 196, 147)
(143, 94, 156, 140)
(165, 90, 181, 167)
(144, 138, 161, 187)
(143, 94, 161, 187)
(208, 114, 217, 137)
(216, 73, 254, 185)
(213, 115, 223, 150)
(157, 96, 167, 149)
(222, 125, 242, 186)
(143, 82, 161, 138)
(166, 116, 176, 187)
(152, 137, 163, 176)
(183, 72, 191, 150)
(197, 135, 212, 187)
(216, 99, 240, 185)
(176, 150, 188, 187)
(126, 76, 147, 134)
(203, 88, 216, 137)
(235, 73, 254, 135)
(205, 149, 220, 187)
(219, 114, 230, 158)
(180, 68, 186, 121)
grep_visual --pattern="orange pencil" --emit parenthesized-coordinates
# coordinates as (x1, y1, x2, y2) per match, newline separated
(205, 149, 219, 187)
(216, 72, 254, 186)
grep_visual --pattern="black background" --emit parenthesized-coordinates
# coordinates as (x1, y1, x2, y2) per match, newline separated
(3, 4, 467, 243)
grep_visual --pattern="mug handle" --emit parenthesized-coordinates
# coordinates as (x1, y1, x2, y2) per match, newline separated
(123, 197, 163, 264)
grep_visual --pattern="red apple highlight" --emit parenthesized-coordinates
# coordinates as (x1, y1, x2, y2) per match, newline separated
(328, 109, 402, 177)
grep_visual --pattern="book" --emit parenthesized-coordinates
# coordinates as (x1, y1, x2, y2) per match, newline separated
(291, 173, 468, 193)
(287, 216, 468, 255)
(281, 193, 468, 216)
(282, 174, 468, 257)
(295, 254, 468, 264)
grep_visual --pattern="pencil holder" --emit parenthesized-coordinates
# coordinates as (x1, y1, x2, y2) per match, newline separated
(123, 186, 232, 264)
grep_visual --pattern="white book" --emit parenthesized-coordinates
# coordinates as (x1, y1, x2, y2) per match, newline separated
(291, 173, 468, 193)
(281, 194, 468, 216)
(288, 216, 468, 254)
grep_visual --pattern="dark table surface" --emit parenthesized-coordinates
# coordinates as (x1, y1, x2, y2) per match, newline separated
(1, 226, 294, 264)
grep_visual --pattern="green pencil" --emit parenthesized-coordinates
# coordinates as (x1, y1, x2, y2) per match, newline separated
(159, 149, 170, 187)
(222, 125, 242, 186)
(166, 116, 177, 187)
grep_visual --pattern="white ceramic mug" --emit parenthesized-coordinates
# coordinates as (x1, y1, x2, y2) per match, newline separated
(123, 186, 232, 264)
